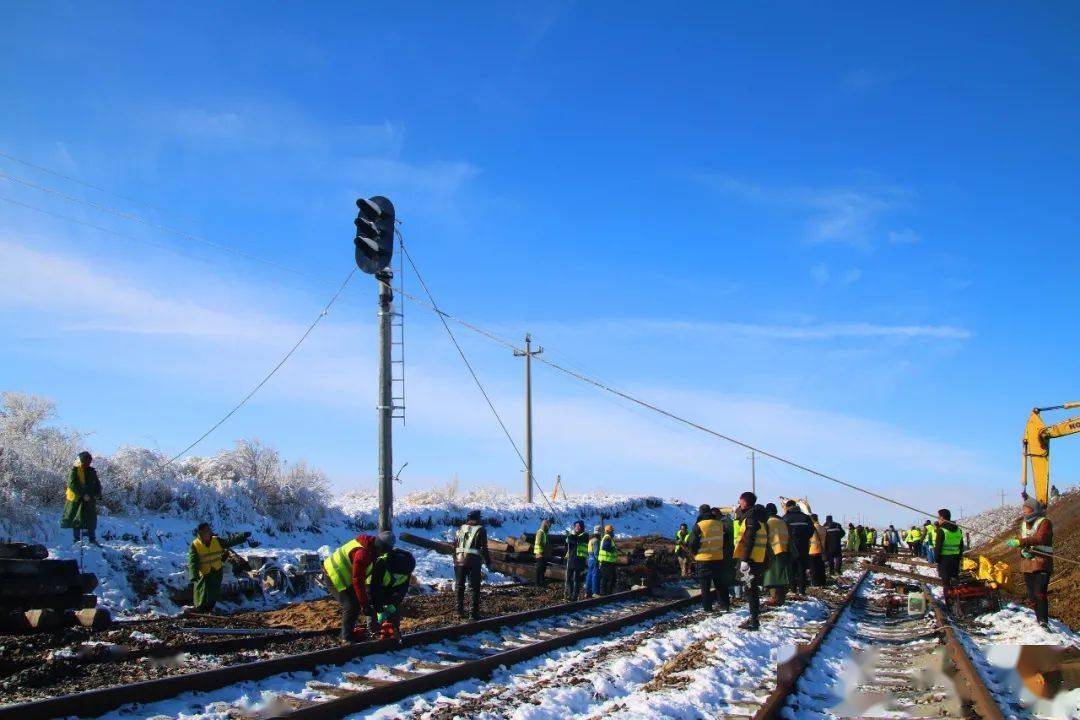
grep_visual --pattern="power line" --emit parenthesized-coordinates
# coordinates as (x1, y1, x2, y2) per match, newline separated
(0, 149, 161, 212)
(0, 170, 308, 277)
(385, 283, 1074, 563)
(395, 234, 560, 520)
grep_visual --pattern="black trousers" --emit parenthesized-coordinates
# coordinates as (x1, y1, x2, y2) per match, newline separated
(1024, 571, 1050, 624)
(326, 573, 361, 641)
(746, 565, 763, 626)
(698, 562, 730, 611)
(828, 552, 843, 575)
(455, 563, 482, 619)
(809, 554, 826, 586)
(937, 554, 961, 584)
(790, 551, 809, 593)
(565, 566, 584, 601)
(599, 563, 617, 596)
(910, 541, 922, 558)
(535, 557, 548, 586)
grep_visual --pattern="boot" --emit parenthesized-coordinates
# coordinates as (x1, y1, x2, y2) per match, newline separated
(739, 617, 760, 631)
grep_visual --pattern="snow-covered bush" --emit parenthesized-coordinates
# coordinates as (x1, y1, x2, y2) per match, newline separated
(0, 391, 331, 535)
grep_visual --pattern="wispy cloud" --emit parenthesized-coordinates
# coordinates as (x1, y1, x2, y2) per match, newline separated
(701, 175, 913, 249)
(888, 228, 922, 245)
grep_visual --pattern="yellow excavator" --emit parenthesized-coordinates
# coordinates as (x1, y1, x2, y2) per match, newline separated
(1022, 403, 1080, 505)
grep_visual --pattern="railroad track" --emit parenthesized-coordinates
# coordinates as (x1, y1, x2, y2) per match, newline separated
(0, 587, 681, 720)
(761, 568, 1010, 720)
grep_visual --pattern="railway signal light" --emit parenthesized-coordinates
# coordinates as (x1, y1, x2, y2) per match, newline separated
(354, 195, 396, 276)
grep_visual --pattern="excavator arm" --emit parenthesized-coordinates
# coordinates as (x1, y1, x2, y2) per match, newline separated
(1023, 403, 1080, 505)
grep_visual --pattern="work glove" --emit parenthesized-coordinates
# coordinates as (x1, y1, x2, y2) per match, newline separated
(1005, 539, 1020, 548)
(83, 494, 91, 501)
(739, 561, 750, 574)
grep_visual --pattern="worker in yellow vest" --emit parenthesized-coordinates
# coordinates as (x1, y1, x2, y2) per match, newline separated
(534, 517, 553, 587)
(674, 523, 692, 578)
(688, 505, 730, 612)
(187, 523, 251, 613)
(906, 526, 923, 558)
(60, 451, 102, 545)
(584, 525, 602, 598)
(924, 521, 937, 563)
(323, 530, 396, 642)
(734, 492, 767, 631)
(761, 503, 791, 606)
(598, 524, 619, 596)
(808, 514, 827, 586)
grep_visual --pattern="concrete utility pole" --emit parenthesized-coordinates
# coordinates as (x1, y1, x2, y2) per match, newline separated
(377, 269, 394, 532)
(750, 451, 757, 496)
(514, 333, 543, 503)
(999, 489, 1007, 508)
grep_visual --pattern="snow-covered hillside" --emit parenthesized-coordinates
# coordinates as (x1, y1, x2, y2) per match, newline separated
(1, 390, 698, 617)
(35, 491, 696, 618)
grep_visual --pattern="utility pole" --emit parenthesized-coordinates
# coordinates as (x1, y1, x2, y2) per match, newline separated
(999, 489, 1006, 508)
(750, 450, 757, 496)
(514, 333, 543, 503)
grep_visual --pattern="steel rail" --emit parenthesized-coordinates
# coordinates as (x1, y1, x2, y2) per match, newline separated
(930, 593, 1007, 720)
(274, 595, 697, 719)
(752, 570, 869, 720)
(0, 588, 649, 720)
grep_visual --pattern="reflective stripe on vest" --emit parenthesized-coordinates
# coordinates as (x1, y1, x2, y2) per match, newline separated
(598, 534, 618, 563)
(456, 524, 482, 559)
(693, 519, 725, 562)
(323, 538, 363, 592)
(766, 517, 789, 556)
(1021, 517, 1053, 559)
(939, 527, 963, 556)
(809, 524, 823, 555)
(534, 528, 548, 557)
(192, 536, 225, 576)
(750, 524, 767, 564)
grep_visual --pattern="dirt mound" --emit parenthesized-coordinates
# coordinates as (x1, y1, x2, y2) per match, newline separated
(972, 489, 1080, 630)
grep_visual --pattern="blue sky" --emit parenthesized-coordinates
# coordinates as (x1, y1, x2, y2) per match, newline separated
(2, 2, 1078, 525)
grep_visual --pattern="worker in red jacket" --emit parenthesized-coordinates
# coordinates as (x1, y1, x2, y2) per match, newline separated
(323, 531, 396, 643)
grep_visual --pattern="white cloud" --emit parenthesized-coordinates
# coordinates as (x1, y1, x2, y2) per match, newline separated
(701, 175, 913, 248)
(888, 228, 922, 245)
(840, 267, 863, 286)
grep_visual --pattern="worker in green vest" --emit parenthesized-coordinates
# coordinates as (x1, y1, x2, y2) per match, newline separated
(674, 522, 692, 577)
(565, 520, 589, 601)
(933, 509, 964, 584)
(534, 517, 552, 587)
(367, 548, 416, 641)
(924, 521, 937, 563)
(60, 451, 102, 545)
(598, 524, 619, 595)
(187, 523, 251, 613)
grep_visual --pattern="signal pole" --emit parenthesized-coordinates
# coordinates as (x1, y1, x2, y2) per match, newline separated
(750, 450, 756, 496)
(377, 269, 394, 532)
(514, 333, 543, 503)
(353, 195, 396, 532)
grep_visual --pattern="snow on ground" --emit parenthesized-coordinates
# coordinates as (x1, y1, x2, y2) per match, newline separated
(92, 592, 833, 720)
(958, 485, 1078, 550)
(34, 491, 696, 618)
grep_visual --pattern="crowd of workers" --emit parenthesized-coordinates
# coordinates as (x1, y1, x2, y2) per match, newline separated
(59, 451, 1059, 640)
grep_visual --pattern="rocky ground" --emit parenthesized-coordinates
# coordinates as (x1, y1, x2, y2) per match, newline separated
(0, 582, 568, 704)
